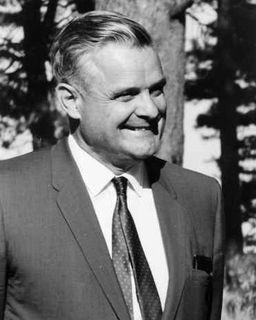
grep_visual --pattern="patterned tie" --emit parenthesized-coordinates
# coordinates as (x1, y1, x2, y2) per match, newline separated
(112, 176, 163, 320)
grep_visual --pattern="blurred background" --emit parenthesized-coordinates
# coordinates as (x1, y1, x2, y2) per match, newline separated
(0, 0, 255, 318)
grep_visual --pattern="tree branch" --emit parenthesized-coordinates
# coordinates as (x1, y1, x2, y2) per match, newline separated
(169, 0, 194, 18)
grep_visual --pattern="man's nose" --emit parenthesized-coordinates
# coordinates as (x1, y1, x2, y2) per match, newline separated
(135, 91, 159, 119)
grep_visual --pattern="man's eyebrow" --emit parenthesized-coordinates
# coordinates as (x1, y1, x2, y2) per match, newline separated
(110, 87, 140, 99)
(149, 78, 167, 91)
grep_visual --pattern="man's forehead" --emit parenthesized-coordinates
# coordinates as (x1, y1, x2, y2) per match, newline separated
(86, 43, 163, 81)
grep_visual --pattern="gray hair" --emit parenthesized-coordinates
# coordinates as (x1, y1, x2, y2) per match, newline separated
(50, 11, 152, 85)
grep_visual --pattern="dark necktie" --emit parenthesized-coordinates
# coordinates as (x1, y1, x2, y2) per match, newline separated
(112, 176, 163, 320)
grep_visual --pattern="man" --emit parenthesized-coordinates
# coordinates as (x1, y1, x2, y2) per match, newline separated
(0, 11, 224, 320)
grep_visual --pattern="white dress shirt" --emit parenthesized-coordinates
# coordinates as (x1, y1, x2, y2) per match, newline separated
(68, 135, 169, 319)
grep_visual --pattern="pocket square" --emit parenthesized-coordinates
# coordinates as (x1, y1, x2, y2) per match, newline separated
(193, 255, 213, 274)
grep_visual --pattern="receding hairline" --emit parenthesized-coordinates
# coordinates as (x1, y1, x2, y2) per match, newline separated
(50, 10, 153, 85)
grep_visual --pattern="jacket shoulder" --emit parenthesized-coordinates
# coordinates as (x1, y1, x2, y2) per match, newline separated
(164, 161, 220, 191)
(0, 146, 51, 174)
(165, 161, 221, 210)
(148, 156, 220, 194)
(0, 146, 52, 197)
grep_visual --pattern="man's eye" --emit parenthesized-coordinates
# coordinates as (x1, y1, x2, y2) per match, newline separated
(115, 94, 135, 102)
(150, 89, 164, 97)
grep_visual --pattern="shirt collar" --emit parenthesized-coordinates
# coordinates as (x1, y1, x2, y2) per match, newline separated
(68, 135, 146, 197)
(122, 163, 145, 197)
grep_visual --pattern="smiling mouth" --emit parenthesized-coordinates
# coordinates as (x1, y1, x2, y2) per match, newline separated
(125, 126, 151, 131)
(121, 123, 159, 134)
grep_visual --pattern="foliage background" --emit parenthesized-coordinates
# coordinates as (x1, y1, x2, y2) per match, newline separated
(185, 2, 256, 318)
(0, 0, 256, 319)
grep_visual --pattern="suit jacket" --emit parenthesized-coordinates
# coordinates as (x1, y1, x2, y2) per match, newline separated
(0, 138, 224, 320)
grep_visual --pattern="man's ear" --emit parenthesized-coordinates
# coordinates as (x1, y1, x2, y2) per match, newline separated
(55, 83, 81, 119)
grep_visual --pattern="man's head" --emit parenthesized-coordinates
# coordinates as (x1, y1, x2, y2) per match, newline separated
(51, 11, 167, 173)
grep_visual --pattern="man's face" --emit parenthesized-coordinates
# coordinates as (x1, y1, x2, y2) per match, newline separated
(74, 43, 167, 171)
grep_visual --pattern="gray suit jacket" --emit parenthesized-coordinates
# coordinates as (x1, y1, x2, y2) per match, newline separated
(0, 138, 224, 320)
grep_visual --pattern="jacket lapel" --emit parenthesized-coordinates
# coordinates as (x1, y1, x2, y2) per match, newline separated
(146, 158, 187, 320)
(51, 139, 130, 320)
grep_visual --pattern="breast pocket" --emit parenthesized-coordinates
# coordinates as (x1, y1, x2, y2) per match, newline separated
(181, 269, 212, 320)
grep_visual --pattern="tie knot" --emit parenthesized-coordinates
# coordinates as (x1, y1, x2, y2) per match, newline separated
(112, 176, 128, 197)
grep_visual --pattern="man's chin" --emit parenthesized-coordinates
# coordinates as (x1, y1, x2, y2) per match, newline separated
(129, 148, 158, 161)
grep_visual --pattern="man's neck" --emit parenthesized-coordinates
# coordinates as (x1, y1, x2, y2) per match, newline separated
(71, 132, 141, 175)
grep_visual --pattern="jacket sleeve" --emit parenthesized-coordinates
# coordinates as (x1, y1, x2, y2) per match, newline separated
(210, 180, 225, 320)
(0, 199, 7, 319)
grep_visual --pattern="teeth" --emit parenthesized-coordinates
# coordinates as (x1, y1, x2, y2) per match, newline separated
(127, 127, 149, 131)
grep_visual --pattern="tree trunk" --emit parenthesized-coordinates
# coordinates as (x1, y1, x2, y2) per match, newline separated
(95, 0, 192, 163)
(22, 0, 58, 148)
(216, 0, 242, 252)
